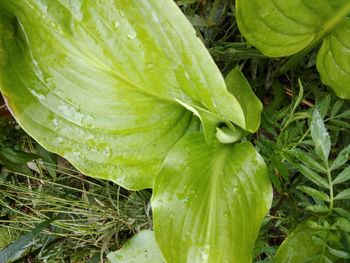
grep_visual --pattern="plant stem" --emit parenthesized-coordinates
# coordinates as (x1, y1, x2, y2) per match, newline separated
(324, 161, 334, 215)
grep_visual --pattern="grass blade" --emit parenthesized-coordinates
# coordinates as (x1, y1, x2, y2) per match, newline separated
(0, 218, 55, 263)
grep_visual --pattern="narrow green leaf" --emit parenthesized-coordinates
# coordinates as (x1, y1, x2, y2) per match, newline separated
(340, 232, 350, 255)
(152, 133, 272, 263)
(333, 166, 350, 185)
(334, 218, 350, 233)
(337, 109, 350, 119)
(0, 148, 39, 164)
(290, 79, 304, 117)
(328, 246, 350, 259)
(0, 218, 55, 263)
(311, 110, 331, 162)
(36, 145, 57, 179)
(0, 0, 246, 190)
(317, 94, 331, 119)
(297, 164, 329, 189)
(305, 205, 330, 214)
(334, 189, 350, 200)
(330, 144, 350, 171)
(330, 100, 344, 117)
(297, 186, 330, 202)
(107, 230, 164, 263)
(274, 221, 325, 263)
(177, 0, 199, 5)
(285, 149, 327, 173)
(334, 208, 350, 221)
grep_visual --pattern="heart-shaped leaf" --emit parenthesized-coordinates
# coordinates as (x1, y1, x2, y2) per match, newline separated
(236, 0, 350, 99)
(107, 230, 164, 263)
(152, 133, 272, 262)
(0, 0, 249, 190)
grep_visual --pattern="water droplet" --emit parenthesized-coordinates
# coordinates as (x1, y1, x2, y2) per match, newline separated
(104, 148, 111, 158)
(30, 89, 45, 101)
(127, 31, 136, 40)
(146, 63, 154, 70)
(71, 152, 81, 158)
(152, 13, 160, 24)
(116, 163, 123, 173)
(114, 21, 120, 29)
(52, 118, 58, 128)
(58, 104, 84, 125)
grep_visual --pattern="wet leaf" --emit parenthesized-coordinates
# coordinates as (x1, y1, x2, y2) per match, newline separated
(152, 133, 272, 263)
(0, 0, 250, 190)
(107, 230, 164, 263)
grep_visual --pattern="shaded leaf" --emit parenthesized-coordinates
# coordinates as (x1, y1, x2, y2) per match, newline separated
(0, 148, 39, 164)
(328, 246, 350, 259)
(0, 218, 55, 263)
(305, 205, 330, 214)
(333, 166, 350, 185)
(284, 149, 326, 173)
(297, 164, 329, 189)
(297, 186, 330, 202)
(274, 221, 325, 263)
(152, 133, 272, 263)
(334, 189, 350, 201)
(334, 218, 350, 233)
(330, 144, 350, 171)
(236, 0, 350, 99)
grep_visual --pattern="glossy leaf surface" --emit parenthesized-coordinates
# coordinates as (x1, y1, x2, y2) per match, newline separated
(274, 221, 324, 263)
(107, 230, 164, 263)
(236, 0, 350, 99)
(225, 67, 263, 133)
(0, 0, 248, 189)
(152, 133, 272, 263)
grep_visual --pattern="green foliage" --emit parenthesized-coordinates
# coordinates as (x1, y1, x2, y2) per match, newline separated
(152, 133, 272, 262)
(0, 0, 252, 190)
(107, 230, 164, 263)
(0, 0, 349, 262)
(274, 221, 325, 263)
(236, 0, 350, 99)
(0, 218, 55, 263)
(0, 0, 271, 262)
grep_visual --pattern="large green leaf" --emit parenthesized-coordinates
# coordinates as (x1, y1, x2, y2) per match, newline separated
(274, 221, 326, 263)
(0, 0, 249, 190)
(107, 230, 164, 263)
(236, 0, 350, 99)
(152, 133, 272, 262)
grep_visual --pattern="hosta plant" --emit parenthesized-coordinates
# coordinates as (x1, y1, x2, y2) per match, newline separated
(0, 0, 272, 262)
(236, 0, 350, 100)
